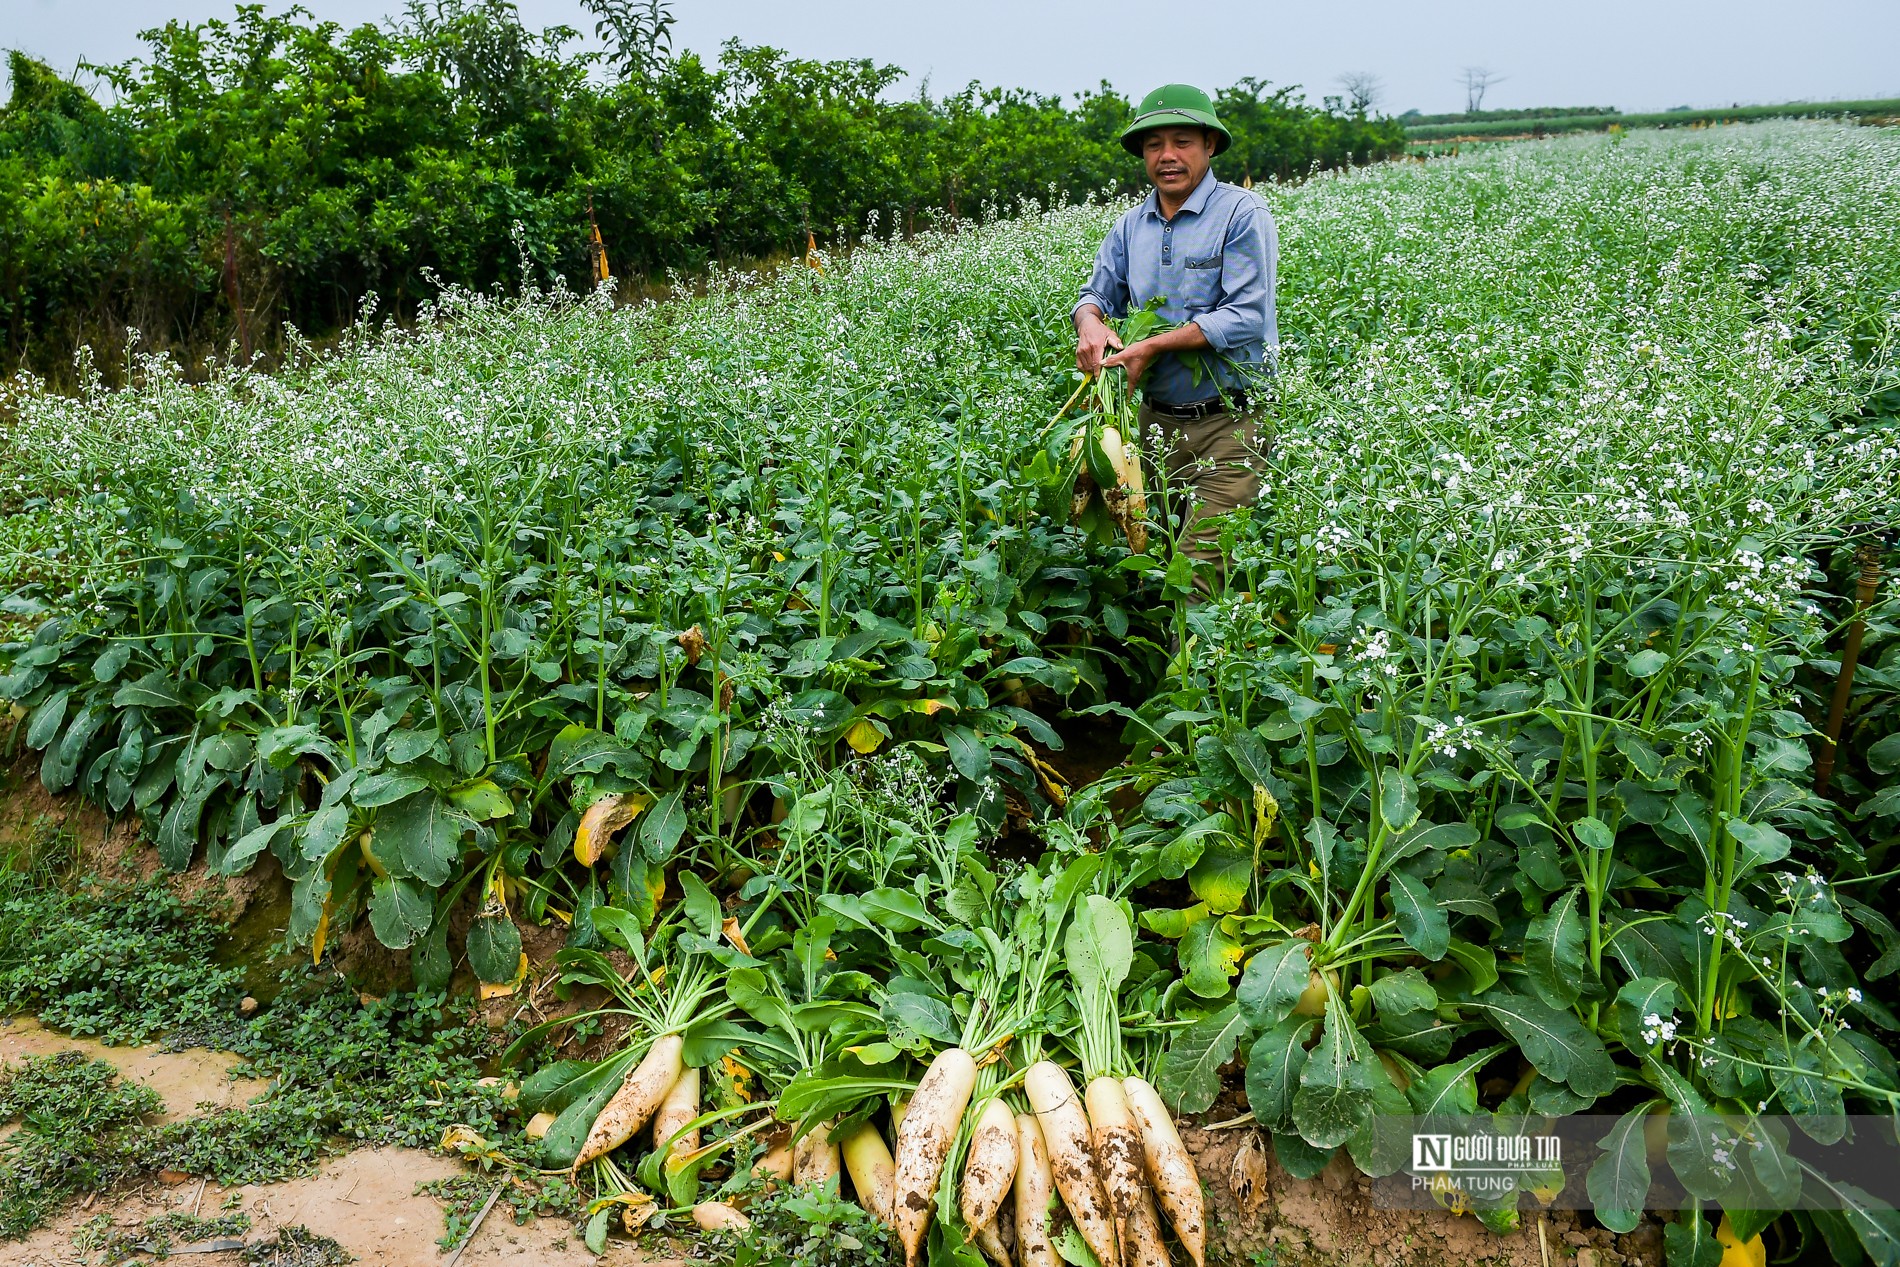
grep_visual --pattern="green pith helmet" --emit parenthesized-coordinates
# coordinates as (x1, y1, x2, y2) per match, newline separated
(1119, 83, 1232, 156)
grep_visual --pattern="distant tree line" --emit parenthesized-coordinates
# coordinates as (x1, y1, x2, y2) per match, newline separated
(0, 1, 1405, 384)
(1399, 105, 1619, 126)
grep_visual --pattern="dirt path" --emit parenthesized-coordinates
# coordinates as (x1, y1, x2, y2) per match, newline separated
(8, 1144, 685, 1265)
(1, 1022, 676, 1267)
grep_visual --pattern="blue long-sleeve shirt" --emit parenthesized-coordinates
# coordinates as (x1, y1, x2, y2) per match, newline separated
(1074, 168, 1278, 405)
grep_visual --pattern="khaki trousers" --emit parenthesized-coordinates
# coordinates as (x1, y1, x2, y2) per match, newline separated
(1138, 401, 1265, 581)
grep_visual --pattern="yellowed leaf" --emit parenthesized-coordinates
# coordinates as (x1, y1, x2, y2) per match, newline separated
(845, 718, 885, 754)
(1252, 784, 1280, 848)
(722, 916, 751, 956)
(311, 902, 332, 967)
(480, 952, 531, 1000)
(574, 791, 649, 867)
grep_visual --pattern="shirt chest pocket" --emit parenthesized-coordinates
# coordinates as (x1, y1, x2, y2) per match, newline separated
(1179, 252, 1223, 310)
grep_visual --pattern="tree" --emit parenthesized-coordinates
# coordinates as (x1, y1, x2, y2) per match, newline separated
(1458, 66, 1505, 114)
(1336, 71, 1382, 115)
(580, 0, 675, 80)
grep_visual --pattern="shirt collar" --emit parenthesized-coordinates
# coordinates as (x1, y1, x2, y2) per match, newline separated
(1180, 167, 1219, 215)
(1140, 167, 1220, 221)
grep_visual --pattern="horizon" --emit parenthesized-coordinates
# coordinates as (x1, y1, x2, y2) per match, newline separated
(5, 0, 1899, 117)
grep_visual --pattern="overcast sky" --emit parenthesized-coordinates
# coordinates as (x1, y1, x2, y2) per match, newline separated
(6, 0, 1899, 115)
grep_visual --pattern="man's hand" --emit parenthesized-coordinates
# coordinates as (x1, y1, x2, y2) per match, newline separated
(1104, 321, 1209, 386)
(1102, 339, 1159, 386)
(1074, 306, 1123, 376)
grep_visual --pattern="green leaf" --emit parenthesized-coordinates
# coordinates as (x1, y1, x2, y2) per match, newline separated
(92, 642, 132, 683)
(1379, 767, 1420, 833)
(1869, 733, 1900, 777)
(1237, 938, 1313, 1029)
(218, 816, 285, 876)
(1388, 870, 1449, 960)
(468, 913, 523, 984)
(1443, 939, 1498, 993)
(1626, 648, 1669, 678)
(374, 791, 466, 885)
(368, 875, 434, 949)
(1140, 903, 1207, 940)
(1727, 818, 1791, 869)
(1612, 977, 1680, 1052)
(1292, 1009, 1378, 1149)
(1662, 1218, 1721, 1267)
(1244, 1017, 1316, 1132)
(299, 802, 350, 862)
(1180, 914, 1246, 998)
(1067, 894, 1134, 1002)
(1186, 821, 1253, 914)
(1586, 1101, 1658, 1233)
(157, 779, 215, 870)
(881, 991, 958, 1048)
(1571, 816, 1615, 851)
(1367, 968, 1436, 1018)
(1469, 993, 1615, 1097)
(942, 726, 992, 782)
(1157, 1003, 1247, 1114)
(1524, 886, 1588, 1009)
(24, 688, 69, 750)
(112, 671, 190, 710)
(1405, 1043, 1510, 1118)
(676, 870, 721, 937)
(859, 887, 940, 933)
(449, 779, 514, 821)
(639, 788, 686, 861)
(351, 771, 429, 808)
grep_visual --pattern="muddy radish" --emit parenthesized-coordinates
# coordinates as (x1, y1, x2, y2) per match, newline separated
(794, 1119, 842, 1187)
(573, 1033, 684, 1169)
(1013, 1113, 1058, 1267)
(893, 1048, 979, 1266)
(1025, 1060, 1118, 1267)
(958, 1096, 1020, 1236)
(840, 1120, 897, 1223)
(1085, 1077, 1146, 1267)
(652, 1065, 700, 1170)
(1122, 1076, 1205, 1267)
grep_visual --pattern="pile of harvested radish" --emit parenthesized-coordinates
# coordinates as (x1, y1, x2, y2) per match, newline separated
(499, 820, 1212, 1261)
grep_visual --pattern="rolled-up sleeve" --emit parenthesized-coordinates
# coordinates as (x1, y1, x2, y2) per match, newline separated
(1074, 217, 1130, 321)
(1192, 199, 1276, 354)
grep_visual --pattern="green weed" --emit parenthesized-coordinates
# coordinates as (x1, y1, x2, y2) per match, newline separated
(0, 1051, 160, 1237)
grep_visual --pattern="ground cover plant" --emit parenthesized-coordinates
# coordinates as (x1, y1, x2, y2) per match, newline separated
(2, 120, 1900, 1264)
(0, 826, 535, 1238)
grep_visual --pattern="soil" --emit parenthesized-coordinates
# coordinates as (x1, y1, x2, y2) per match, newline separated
(7, 1144, 678, 1266)
(1182, 1111, 1665, 1267)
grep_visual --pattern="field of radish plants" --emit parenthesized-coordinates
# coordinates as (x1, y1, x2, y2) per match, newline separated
(3, 120, 1900, 1266)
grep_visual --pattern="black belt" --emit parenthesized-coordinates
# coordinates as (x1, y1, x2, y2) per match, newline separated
(1147, 393, 1245, 419)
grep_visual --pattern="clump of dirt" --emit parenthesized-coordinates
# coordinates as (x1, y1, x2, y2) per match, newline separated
(1181, 1118, 1663, 1267)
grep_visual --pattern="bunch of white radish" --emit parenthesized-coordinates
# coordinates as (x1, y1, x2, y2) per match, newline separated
(871, 889, 1204, 1267)
(1024, 894, 1206, 1267)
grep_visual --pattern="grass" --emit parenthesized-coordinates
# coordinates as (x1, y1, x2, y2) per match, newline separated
(0, 823, 551, 1239)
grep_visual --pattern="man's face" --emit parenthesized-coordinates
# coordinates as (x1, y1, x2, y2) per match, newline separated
(1142, 127, 1214, 200)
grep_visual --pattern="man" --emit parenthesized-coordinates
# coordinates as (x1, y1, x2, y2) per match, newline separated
(1073, 83, 1278, 583)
